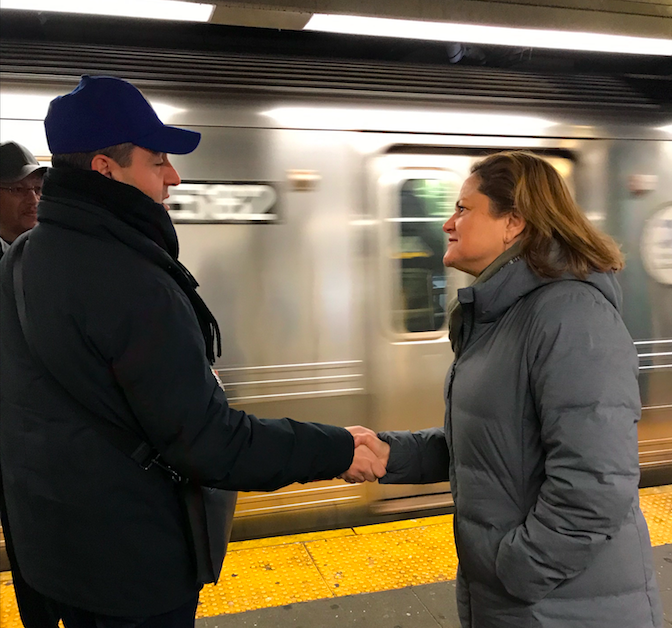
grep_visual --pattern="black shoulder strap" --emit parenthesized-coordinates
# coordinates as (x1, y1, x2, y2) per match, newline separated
(11, 236, 178, 479)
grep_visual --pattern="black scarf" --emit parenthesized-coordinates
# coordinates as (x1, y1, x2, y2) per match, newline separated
(39, 168, 222, 364)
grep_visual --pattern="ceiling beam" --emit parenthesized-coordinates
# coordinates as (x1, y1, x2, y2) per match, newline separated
(204, 0, 671, 39)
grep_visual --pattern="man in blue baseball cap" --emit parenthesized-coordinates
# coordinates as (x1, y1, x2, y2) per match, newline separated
(0, 75, 388, 627)
(44, 74, 199, 208)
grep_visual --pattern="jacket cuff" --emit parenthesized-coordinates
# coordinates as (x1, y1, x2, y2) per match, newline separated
(310, 424, 355, 480)
(377, 431, 419, 484)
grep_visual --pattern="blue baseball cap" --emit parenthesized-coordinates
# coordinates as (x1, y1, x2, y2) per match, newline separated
(45, 75, 200, 155)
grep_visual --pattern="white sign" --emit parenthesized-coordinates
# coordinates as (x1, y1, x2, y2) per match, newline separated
(641, 204, 672, 285)
(166, 183, 278, 223)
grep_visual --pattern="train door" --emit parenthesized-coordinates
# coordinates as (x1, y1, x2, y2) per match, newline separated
(367, 150, 576, 514)
(368, 154, 472, 513)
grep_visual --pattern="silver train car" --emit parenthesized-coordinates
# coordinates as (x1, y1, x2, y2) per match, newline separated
(1, 38, 671, 540)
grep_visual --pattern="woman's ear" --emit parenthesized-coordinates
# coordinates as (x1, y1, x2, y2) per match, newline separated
(504, 211, 526, 244)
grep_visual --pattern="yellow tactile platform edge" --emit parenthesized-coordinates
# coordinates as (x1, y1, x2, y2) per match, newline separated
(2, 488, 671, 625)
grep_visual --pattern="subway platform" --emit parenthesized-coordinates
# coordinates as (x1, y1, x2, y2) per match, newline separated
(2, 485, 672, 627)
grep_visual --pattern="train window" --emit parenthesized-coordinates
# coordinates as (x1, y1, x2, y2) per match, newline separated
(392, 178, 459, 333)
(166, 182, 278, 224)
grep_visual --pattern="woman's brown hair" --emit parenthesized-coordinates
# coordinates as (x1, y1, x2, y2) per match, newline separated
(471, 151, 624, 278)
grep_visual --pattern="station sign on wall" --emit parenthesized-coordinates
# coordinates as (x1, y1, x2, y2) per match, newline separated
(166, 182, 279, 223)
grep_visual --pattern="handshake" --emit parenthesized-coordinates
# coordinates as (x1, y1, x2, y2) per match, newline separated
(339, 426, 390, 484)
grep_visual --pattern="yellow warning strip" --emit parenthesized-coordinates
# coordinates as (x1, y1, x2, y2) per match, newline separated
(352, 513, 454, 535)
(640, 484, 672, 496)
(640, 486, 672, 547)
(2, 488, 671, 625)
(228, 527, 355, 551)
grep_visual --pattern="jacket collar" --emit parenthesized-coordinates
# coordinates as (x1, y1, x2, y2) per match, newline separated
(36, 167, 222, 364)
(449, 241, 623, 355)
(460, 253, 622, 326)
(448, 242, 522, 354)
(39, 167, 179, 260)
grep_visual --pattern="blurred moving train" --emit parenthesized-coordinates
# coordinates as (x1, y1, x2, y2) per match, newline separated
(1, 34, 671, 542)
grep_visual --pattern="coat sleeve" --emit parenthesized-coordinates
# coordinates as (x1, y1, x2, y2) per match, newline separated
(378, 428, 449, 484)
(105, 279, 354, 491)
(495, 285, 641, 603)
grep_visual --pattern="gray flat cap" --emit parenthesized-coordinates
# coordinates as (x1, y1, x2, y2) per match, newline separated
(0, 141, 47, 183)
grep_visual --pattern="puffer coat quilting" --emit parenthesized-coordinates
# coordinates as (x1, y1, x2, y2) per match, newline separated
(380, 258, 662, 628)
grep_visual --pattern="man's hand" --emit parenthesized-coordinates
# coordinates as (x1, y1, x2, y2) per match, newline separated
(340, 444, 386, 483)
(346, 426, 390, 469)
(338, 426, 391, 483)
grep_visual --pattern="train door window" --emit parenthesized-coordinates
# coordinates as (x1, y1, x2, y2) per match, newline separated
(392, 175, 461, 334)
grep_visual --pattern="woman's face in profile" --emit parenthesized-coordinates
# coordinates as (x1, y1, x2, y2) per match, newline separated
(442, 174, 513, 276)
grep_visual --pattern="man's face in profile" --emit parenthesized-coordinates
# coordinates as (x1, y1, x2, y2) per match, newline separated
(108, 147, 181, 207)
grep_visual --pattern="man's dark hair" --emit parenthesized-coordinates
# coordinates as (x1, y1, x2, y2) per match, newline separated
(51, 142, 135, 170)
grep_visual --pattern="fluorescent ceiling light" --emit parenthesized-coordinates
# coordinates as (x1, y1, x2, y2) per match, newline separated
(263, 107, 556, 135)
(0, 0, 215, 22)
(0, 120, 51, 157)
(305, 14, 672, 57)
(659, 124, 672, 134)
(149, 102, 186, 122)
(0, 94, 56, 120)
(0, 93, 185, 122)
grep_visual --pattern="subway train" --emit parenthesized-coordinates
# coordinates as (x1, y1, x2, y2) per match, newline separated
(1, 33, 671, 541)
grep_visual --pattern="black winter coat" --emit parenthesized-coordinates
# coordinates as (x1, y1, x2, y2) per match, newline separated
(0, 169, 354, 616)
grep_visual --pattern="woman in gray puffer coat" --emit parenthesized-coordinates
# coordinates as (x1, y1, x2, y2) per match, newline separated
(365, 152, 662, 627)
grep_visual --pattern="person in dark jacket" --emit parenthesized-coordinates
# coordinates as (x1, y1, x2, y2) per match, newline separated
(0, 75, 386, 626)
(357, 151, 662, 627)
(0, 142, 59, 628)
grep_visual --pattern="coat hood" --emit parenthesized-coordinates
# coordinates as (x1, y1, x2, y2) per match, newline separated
(459, 257, 623, 325)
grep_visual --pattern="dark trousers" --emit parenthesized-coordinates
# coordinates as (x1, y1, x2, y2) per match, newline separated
(0, 494, 60, 628)
(52, 594, 200, 628)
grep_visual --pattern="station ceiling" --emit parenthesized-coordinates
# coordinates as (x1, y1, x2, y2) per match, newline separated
(203, 0, 671, 39)
(1, 2, 669, 78)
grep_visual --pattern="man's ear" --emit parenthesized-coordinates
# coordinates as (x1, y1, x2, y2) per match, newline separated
(90, 154, 115, 177)
(505, 211, 526, 244)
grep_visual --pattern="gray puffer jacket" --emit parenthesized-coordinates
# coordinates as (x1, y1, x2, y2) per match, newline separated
(379, 257, 662, 628)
